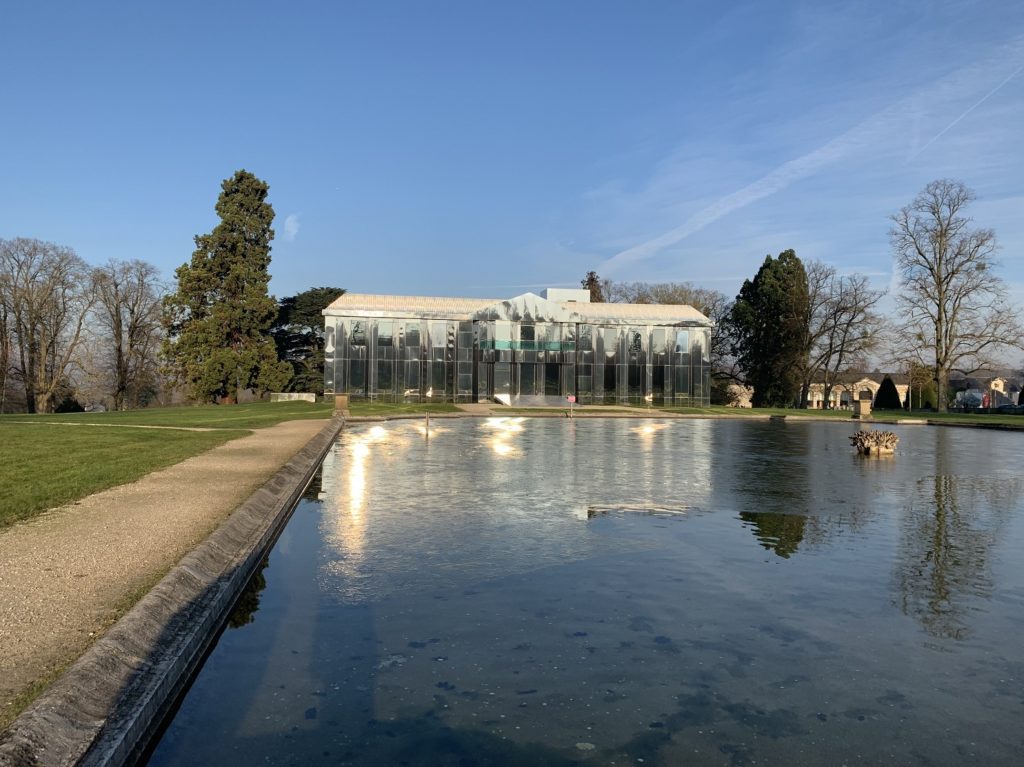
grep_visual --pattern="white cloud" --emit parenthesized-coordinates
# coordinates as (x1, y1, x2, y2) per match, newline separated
(283, 214, 300, 242)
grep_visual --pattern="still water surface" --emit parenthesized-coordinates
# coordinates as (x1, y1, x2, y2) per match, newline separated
(147, 418, 1024, 766)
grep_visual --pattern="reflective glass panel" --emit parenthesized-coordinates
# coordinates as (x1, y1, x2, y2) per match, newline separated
(351, 321, 367, 348)
(349, 360, 365, 391)
(377, 360, 393, 394)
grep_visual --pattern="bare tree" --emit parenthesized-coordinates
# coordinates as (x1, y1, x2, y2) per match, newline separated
(0, 238, 95, 413)
(787, 261, 887, 408)
(814, 274, 885, 408)
(92, 259, 164, 410)
(0, 277, 11, 412)
(890, 180, 1022, 411)
(795, 261, 839, 407)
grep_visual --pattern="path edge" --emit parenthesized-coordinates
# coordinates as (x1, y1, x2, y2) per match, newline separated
(0, 416, 346, 767)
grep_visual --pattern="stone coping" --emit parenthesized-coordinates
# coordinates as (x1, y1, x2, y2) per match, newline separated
(0, 417, 345, 767)
(345, 411, 1024, 430)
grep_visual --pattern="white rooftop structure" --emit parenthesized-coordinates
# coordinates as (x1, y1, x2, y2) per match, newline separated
(325, 291, 710, 326)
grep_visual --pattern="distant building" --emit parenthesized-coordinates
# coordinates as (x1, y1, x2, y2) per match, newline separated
(323, 289, 713, 405)
(951, 375, 1019, 407)
(807, 376, 909, 409)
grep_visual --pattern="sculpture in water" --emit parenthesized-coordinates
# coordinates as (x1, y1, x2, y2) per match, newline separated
(849, 430, 899, 455)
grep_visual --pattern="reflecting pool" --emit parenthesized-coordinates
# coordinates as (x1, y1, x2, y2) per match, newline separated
(146, 418, 1024, 766)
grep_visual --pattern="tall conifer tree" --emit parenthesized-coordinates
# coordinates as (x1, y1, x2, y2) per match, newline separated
(271, 286, 345, 394)
(162, 170, 291, 403)
(730, 250, 809, 407)
(873, 376, 903, 410)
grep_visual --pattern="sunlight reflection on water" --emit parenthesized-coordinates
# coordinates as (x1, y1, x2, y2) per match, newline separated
(146, 418, 1024, 767)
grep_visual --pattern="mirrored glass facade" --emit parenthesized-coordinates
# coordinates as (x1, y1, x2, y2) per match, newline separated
(324, 292, 712, 406)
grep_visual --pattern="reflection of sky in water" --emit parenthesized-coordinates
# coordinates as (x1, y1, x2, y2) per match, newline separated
(147, 419, 1024, 767)
(317, 418, 712, 604)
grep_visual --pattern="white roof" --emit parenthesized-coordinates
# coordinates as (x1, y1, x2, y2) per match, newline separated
(324, 293, 493, 319)
(324, 292, 710, 326)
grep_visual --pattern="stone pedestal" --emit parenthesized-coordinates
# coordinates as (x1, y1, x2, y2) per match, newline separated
(333, 394, 349, 412)
(852, 399, 872, 419)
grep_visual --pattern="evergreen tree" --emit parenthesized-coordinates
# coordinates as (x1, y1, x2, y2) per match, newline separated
(272, 286, 344, 394)
(581, 271, 606, 303)
(162, 170, 291, 403)
(740, 511, 806, 558)
(873, 376, 903, 409)
(729, 250, 809, 407)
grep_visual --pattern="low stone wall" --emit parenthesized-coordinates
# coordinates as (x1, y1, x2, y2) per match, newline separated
(269, 392, 317, 403)
(0, 417, 345, 767)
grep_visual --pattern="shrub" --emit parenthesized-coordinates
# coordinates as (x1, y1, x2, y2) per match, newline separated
(874, 376, 903, 409)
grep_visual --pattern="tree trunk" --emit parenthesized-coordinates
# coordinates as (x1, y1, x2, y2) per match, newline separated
(935, 369, 949, 413)
(822, 381, 834, 410)
(22, 337, 36, 414)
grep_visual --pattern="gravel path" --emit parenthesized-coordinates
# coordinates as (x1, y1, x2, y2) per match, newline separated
(0, 418, 331, 718)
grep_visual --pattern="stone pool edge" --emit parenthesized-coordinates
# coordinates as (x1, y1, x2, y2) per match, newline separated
(0, 416, 346, 767)
(347, 411, 1024, 431)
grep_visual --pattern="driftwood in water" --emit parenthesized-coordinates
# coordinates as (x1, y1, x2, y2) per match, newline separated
(849, 429, 899, 455)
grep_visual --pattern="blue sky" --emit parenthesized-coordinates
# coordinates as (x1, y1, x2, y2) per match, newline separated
(2, 1, 1023, 305)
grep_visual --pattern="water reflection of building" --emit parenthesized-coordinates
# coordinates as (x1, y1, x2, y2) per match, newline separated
(323, 288, 712, 406)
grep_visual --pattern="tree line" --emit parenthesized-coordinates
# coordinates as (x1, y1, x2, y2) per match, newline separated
(4, 175, 1015, 414)
(1, 170, 342, 413)
(585, 179, 1020, 412)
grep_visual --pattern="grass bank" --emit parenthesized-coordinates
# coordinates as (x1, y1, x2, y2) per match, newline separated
(659, 405, 1024, 427)
(8, 400, 334, 429)
(874, 410, 1024, 428)
(0, 401, 335, 527)
(494, 403, 1024, 428)
(347, 401, 461, 416)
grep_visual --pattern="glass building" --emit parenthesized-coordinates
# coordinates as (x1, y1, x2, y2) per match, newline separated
(323, 288, 712, 406)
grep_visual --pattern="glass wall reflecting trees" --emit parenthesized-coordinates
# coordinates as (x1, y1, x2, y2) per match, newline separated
(324, 316, 711, 405)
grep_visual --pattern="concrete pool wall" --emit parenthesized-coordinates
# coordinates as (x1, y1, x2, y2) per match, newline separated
(0, 417, 345, 767)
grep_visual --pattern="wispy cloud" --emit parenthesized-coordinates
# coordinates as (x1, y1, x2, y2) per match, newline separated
(283, 214, 300, 242)
(599, 36, 1024, 276)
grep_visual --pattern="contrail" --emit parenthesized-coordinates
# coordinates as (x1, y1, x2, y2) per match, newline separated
(599, 38, 1024, 275)
(598, 112, 891, 273)
(911, 61, 1024, 159)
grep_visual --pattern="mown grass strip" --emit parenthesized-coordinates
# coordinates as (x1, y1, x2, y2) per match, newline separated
(1, 401, 335, 430)
(0, 424, 247, 528)
(347, 401, 461, 416)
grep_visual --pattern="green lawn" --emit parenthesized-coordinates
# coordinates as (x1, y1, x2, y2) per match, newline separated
(874, 409, 1024, 427)
(347, 401, 461, 416)
(558, 403, 1024, 427)
(643, 405, 852, 417)
(0, 401, 338, 528)
(2, 400, 335, 429)
(658, 405, 1024, 427)
(0, 424, 246, 527)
